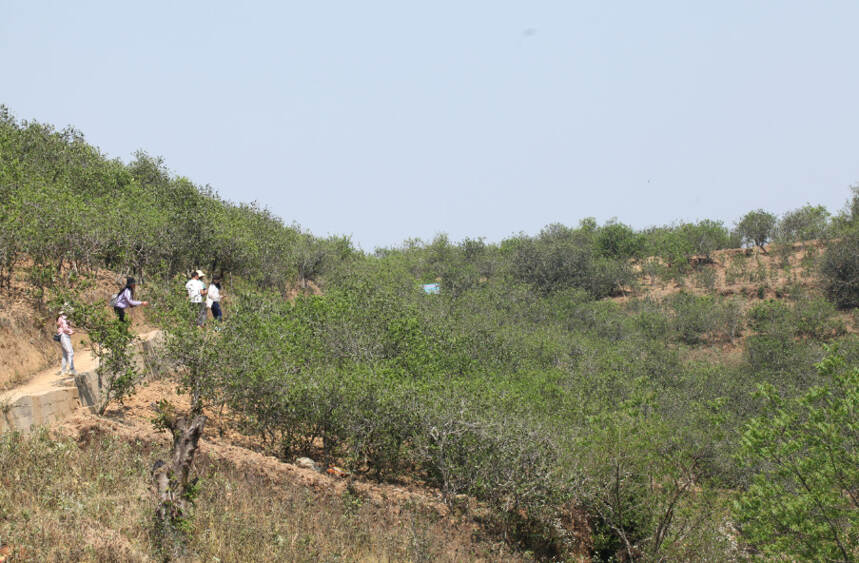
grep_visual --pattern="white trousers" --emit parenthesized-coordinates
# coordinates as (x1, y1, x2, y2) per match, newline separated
(60, 333, 75, 373)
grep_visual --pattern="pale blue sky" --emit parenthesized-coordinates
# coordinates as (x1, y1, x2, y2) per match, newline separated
(3, 1, 858, 250)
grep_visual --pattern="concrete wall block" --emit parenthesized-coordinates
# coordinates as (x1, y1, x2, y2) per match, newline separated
(74, 371, 100, 408)
(1, 386, 82, 434)
(2, 331, 164, 434)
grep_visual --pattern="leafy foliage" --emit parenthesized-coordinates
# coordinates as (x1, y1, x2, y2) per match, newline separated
(777, 204, 831, 242)
(509, 223, 633, 297)
(734, 350, 859, 561)
(738, 209, 777, 252)
(0, 108, 335, 290)
(821, 230, 859, 309)
(577, 399, 726, 561)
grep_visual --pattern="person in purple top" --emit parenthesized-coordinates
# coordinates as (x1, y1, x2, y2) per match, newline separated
(113, 277, 149, 322)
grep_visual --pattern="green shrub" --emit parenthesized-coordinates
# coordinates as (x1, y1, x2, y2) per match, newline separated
(575, 386, 728, 562)
(640, 226, 694, 276)
(414, 398, 564, 518)
(679, 219, 733, 261)
(725, 253, 747, 285)
(668, 293, 714, 344)
(595, 221, 644, 259)
(640, 221, 734, 276)
(820, 231, 859, 309)
(737, 209, 777, 252)
(509, 225, 633, 298)
(733, 351, 859, 561)
(343, 374, 420, 478)
(746, 299, 791, 330)
(565, 300, 627, 341)
(666, 292, 741, 345)
(745, 300, 794, 371)
(743, 300, 827, 381)
(776, 204, 831, 242)
(632, 305, 672, 340)
(791, 293, 844, 339)
(693, 265, 718, 290)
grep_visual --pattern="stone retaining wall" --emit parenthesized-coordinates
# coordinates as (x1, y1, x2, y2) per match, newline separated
(0, 332, 164, 434)
(0, 383, 82, 433)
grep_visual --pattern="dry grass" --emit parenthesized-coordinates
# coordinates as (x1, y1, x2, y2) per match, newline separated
(0, 308, 56, 390)
(0, 429, 528, 562)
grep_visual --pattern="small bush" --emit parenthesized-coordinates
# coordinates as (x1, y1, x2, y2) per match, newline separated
(666, 293, 742, 344)
(820, 231, 859, 309)
(633, 308, 672, 340)
(509, 225, 633, 298)
(792, 293, 844, 339)
(693, 265, 718, 290)
(776, 204, 831, 242)
(725, 254, 747, 285)
(680, 219, 733, 261)
(595, 221, 644, 259)
(743, 300, 824, 379)
(344, 378, 420, 478)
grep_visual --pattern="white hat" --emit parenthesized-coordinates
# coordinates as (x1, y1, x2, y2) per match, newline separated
(195, 270, 206, 278)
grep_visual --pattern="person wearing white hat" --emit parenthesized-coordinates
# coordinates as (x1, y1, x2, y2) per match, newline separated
(185, 270, 209, 327)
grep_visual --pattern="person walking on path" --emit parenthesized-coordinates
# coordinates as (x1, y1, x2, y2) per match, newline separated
(56, 308, 77, 376)
(186, 270, 208, 327)
(207, 276, 223, 322)
(113, 277, 149, 322)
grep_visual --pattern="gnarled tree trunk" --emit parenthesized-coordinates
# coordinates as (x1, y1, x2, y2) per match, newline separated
(152, 409, 207, 533)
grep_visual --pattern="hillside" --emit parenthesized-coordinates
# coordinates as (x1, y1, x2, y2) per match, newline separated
(3, 109, 859, 560)
(626, 240, 826, 300)
(2, 424, 529, 562)
(0, 309, 539, 561)
(1, 236, 855, 560)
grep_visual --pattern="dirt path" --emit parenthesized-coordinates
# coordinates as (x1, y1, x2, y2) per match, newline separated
(0, 330, 161, 433)
(0, 348, 98, 405)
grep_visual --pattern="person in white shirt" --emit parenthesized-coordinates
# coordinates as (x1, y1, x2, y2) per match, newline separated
(185, 270, 208, 327)
(207, 276, 223, 321)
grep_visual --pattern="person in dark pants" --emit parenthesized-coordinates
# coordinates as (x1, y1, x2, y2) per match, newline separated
(113, 277, 148, 322)
(207, 277, 223, 321)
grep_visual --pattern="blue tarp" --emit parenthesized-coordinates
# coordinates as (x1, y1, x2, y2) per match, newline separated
(422, 283, 440, 295)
